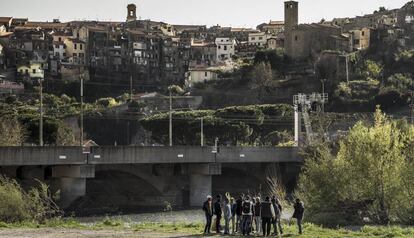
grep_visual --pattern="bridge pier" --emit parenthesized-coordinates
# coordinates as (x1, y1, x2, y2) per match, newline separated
(188, 163, 221, 207)
(52, 165, 95, 208)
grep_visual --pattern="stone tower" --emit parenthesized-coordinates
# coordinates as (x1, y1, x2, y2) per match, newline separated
(284, 1, 298, 30)
(284, 1, 298, 59)
(127, 4, 137, 22)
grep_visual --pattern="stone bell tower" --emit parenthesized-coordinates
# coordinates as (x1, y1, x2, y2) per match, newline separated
(284, 1, 299, 59)
(127, 4, 137, 22)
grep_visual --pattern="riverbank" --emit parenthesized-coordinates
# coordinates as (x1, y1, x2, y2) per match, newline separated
(1, 221, 414, 238)
(0, 210, 414, 238)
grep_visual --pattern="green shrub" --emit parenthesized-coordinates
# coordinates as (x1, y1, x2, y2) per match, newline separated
(0, 176, 61, 223)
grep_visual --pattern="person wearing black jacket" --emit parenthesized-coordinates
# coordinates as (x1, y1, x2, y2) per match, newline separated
(202, 195, 213, 234)
(260, 196, 275, 237)
(235, 195, 243, 233)
(214, 195, 223, 233)
(292, 198, 305, 234)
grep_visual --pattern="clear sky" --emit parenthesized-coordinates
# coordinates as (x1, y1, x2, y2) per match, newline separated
(0, 0, 410, 28)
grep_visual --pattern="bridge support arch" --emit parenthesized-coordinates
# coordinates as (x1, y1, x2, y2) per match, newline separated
(51, 165, 95, 208)
(187, 163, 221, 207)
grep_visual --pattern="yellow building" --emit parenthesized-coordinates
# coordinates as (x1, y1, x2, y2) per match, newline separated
(64, 38, 86, 65)
(17, 62, 44, 79)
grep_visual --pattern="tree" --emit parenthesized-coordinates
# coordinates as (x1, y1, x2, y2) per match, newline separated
(0, 116, 26, 146)
(298, 108, 414, 225)
(249, 62, 274, 100)
(386, 73, 413, 92)
(357, 60, 383, 81)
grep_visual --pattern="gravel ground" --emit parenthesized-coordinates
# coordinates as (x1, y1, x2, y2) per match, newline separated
(77, 209, 206, 225)
(0, 210, 294, 238)
(0, 229, 194, 238)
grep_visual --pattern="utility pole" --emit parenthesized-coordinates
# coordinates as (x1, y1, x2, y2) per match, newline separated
(130, 75, 133, 101)
(411, 91, 414, 124)
(345, 54, 349, 84)
(39, 79, 43, 146)
(200, 117, 204, 147)
(169, 87, 173, 147)
(80, 74, 84, 146)
(321, 79, 326, 113)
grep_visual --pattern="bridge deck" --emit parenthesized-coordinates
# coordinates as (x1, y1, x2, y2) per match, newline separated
(0, 146, 302, 166)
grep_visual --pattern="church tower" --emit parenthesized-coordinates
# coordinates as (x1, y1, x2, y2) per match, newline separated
(284, 1, 298, 59)
(127, 4, 137, 22)
(284, 1, 298, 30)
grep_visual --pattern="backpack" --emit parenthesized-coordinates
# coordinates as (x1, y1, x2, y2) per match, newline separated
(242, 201, 252, 214)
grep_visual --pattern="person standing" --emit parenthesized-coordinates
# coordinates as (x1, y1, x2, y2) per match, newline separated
(230, 197, 237, 234)
(271, 197, 281, 236)
(292, 198, 305, 234)
(202, 195, 213, 234)
(260, 196, 275, 237)
(214, 195, 223, 234)
(235, 195, 243, 233)
(253, 197, 261, 234)
(241, 195, 254, 236)
(275, 197, 284, 235)
(223, 198, 232, 235)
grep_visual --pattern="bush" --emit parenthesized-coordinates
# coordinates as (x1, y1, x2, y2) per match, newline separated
(96, 97, 117, 108)
(299, 109, 414, 225)
(0, 176, 61, 223)
(5, 95, 17, 104)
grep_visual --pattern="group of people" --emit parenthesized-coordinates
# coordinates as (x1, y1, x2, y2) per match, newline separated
(202, 194, 305, 236)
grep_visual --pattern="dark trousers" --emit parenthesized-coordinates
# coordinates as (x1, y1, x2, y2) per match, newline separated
(272, 217, 279, 235)
(261, 217, 272, 237)
(241, 215, 252, 235)
(204, 215, 212, 233)
(297, 218, 303, 234)
(216, 214, 222, 233)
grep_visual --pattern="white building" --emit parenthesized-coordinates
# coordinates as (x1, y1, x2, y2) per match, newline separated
(248, 32, 269, 47)
(187, 67, 218, 87)
(53, 41, 66, 60)
(215, 37, 236, 62)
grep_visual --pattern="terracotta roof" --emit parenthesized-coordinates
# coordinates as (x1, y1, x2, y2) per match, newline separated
(0, 17, 12, 25)
(269, 20, 284, 25)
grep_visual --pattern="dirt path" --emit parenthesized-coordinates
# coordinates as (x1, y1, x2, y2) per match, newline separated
(0, 228, 197, 238)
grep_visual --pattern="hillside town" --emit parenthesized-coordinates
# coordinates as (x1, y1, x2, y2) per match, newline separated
(0, 1, 413, 91)
(2, 1, 414, 237)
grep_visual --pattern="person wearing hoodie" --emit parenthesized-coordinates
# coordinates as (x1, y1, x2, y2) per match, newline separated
(253, 197, 261, 234)
(202, 195, 213, 234)
(292, 198, 305, 234)
(260, 196, 275, 237)
(241, 195, 254, 236)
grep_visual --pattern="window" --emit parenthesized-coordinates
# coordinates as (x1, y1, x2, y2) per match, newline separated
(73, 53, 77, 57)
(25, 69, 28, 74)
(252, 37, 256, 40)
(205, 72, 208, 77)
(259, 37, 263, 40)
(74, 43, 77, 50)
(218, 45, 221, 49)
(80, 44, 83, 50)
(32, 69, 36, 74)
(295, 35, 298, 41)
(362, 31, 365, 36)
(224, 46, 227, 51)
(58, 37, 62, 42)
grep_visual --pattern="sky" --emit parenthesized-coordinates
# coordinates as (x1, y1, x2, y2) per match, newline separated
(0, 0, 410, 28)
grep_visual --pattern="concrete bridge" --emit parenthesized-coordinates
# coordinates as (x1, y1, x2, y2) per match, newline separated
(0, 146, 302, 213)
